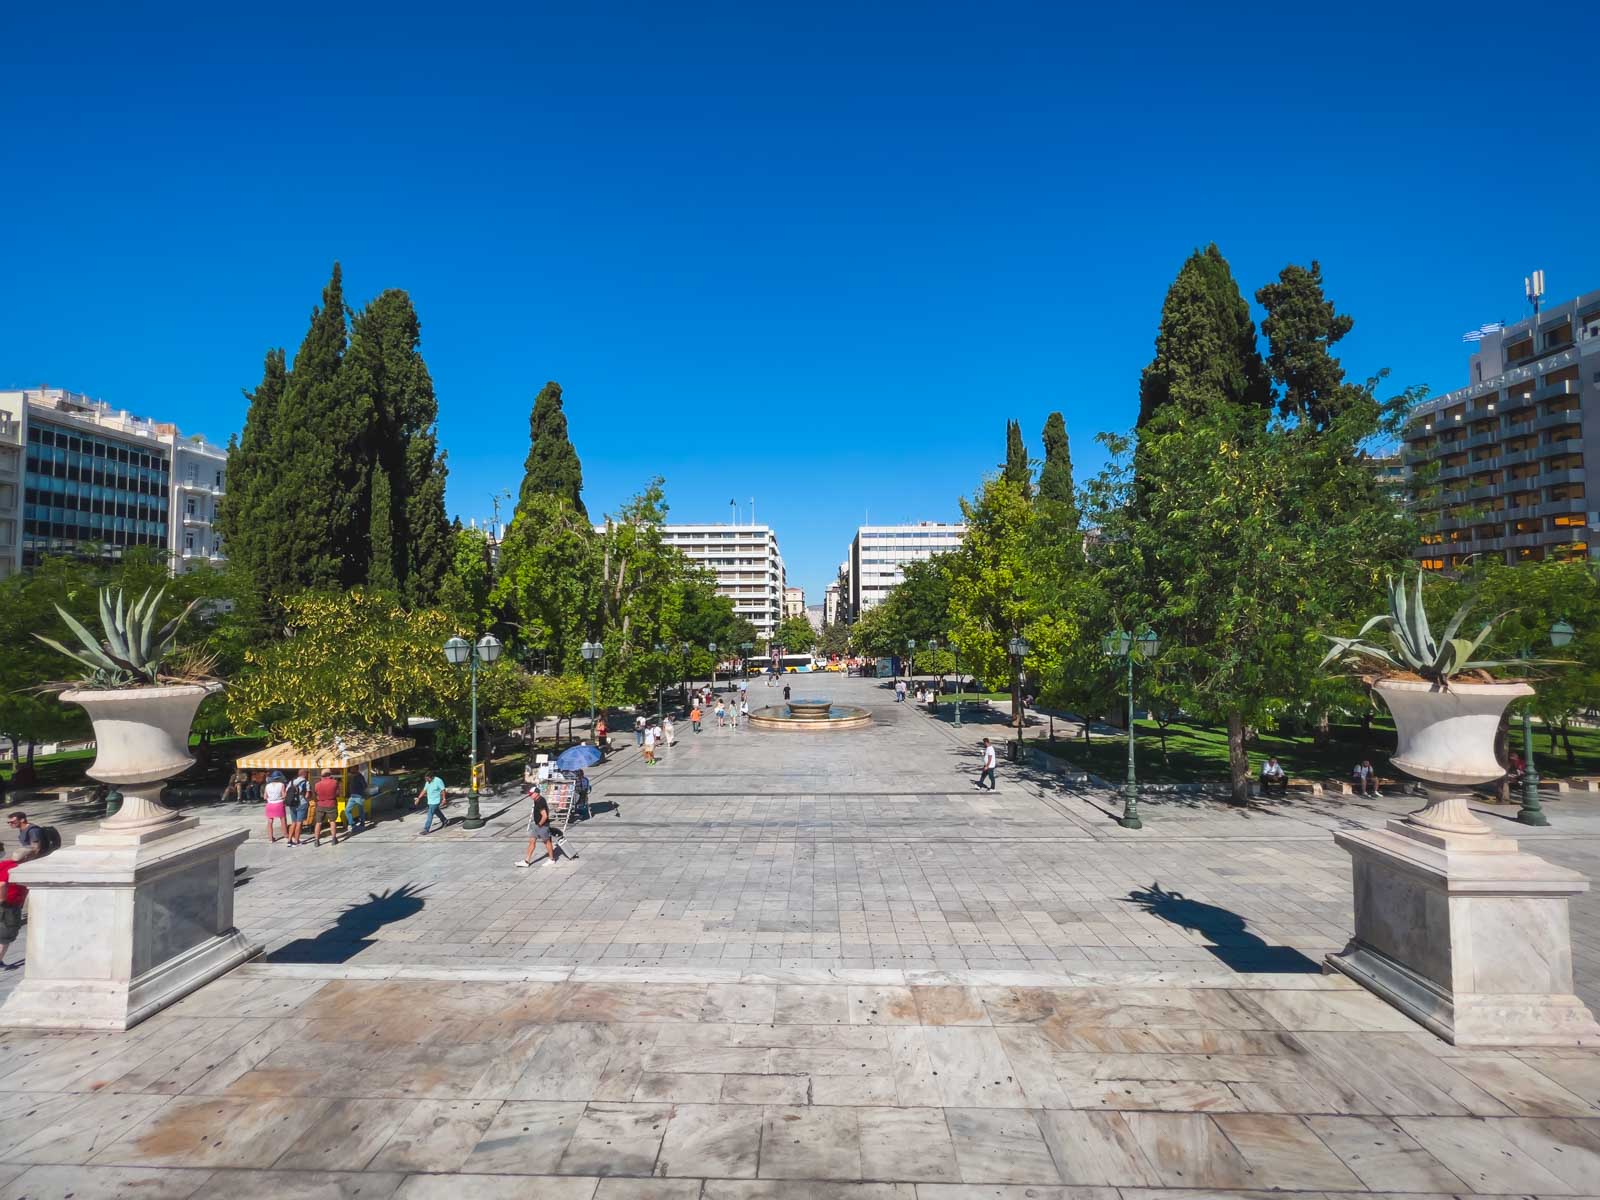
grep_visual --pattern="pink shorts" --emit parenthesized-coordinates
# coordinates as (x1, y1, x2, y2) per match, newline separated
(264, 801, 286, 819)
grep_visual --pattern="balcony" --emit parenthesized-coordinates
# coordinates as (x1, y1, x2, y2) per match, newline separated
(1465, 429, 1501, 451)
(1535, 408, 1583, 432)
(1506, 531, 1544, 550)
(182, 513, 212, 527)
(1538, 498, 1586, 519)
(1541, 439, 1584, 460)
(1436, 463, 1470, 482)
(1500, 448, 1539, 469)
(1535, 380, 1581, 405)
(1463, 483, 1499, 503)
(1539, 467, 1587, 488)
(0, 418, 19, 447)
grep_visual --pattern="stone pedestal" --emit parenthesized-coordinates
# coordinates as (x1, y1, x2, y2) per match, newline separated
(0, 817, 259, 1031)
(1327, 814, 1600, 1046)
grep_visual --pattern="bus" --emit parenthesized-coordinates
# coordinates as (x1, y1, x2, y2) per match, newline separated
(778, 653, 816, 673)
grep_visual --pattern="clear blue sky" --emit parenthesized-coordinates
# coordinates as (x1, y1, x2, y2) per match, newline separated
(5, 1, 1598, 598)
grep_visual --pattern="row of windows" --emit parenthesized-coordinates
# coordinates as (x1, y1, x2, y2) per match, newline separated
(28, 421, 171, 470)
(25, 511, 167, 538)
(24, 487, 168, 524)
(26, 448, 169, 496)
(23, 523, 167, 547)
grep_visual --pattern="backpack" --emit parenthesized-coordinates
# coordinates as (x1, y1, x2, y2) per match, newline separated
(39, 826, 62, 855)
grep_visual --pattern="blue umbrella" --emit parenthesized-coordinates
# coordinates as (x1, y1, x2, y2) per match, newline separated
(554, 744, 603, 771)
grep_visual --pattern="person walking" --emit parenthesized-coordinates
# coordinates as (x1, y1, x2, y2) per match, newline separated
(515, 786, 558, 867)
(739, 697, 750, 725)
(715, 700, 726, 728)
(663, 715, 676, 747)
(634, 715, 646, 746)
(976, 738, 997, 791)
(643, 724, 657, 765)
(0, 839, 25, 970)
(783, 683, 791, 702)
(690, 703, 702, 733)
(574, 768, 593, 820)
(263, 771, 289, 843)
(286, 769, 311, 846)
(6, 813, 44, 863)
(311, 769, 341, 847)
(345, 767, 369, 832)
(414, 767, 448, 834)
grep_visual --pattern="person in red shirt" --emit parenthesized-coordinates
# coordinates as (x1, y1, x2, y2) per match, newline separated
(312, 770, 341, 848)
(0, 840, 27, 968)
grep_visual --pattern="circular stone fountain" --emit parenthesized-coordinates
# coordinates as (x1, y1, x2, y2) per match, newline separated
(748, 696, 872, 731)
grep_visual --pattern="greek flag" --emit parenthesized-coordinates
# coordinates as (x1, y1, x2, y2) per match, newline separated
(1461, 322, 1504, 343)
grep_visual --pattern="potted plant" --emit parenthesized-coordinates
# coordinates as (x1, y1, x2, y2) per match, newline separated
(36, 586, 217, 833)
(1321, 570, 1529, 834)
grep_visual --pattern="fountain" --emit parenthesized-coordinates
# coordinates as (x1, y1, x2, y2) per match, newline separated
(749, 696, 872, 731)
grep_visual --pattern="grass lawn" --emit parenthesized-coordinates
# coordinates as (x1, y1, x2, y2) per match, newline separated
(1038, 717, 1600, 784)
(2, 733, 270, 790)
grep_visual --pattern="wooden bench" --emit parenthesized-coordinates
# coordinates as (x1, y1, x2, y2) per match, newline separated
(1549, 778, 1600, 794)
(62, 785, 101, 808)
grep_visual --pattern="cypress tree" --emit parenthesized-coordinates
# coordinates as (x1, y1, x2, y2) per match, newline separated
(1038, 412, 1075, 507)
(1137, 244, 1271, 430)
(263, 263, 369, 590)
(517, 382, 586, 518)
(218, 347, 286, 593)
(368, 468, 398, 592)
(1256, 261, 1359, 430)
(1003, 420, 1032, 500)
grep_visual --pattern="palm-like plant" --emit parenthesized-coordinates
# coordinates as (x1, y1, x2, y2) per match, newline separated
(1320, 571, 1514, 687)
(35, 586, 199, 687)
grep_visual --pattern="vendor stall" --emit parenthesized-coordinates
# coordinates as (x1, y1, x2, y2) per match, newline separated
(235, 734, 416, 826)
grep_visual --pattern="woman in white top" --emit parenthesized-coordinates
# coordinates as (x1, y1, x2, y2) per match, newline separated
(663, 715, 676, 746)
(262, 771, 289, 843)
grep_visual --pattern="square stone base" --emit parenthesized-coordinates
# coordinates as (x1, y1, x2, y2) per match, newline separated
(1327, 821, 1600, 1047)
(0, 819, 261, 1031)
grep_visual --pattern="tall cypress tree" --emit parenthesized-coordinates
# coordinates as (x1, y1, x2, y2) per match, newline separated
(263, 263, 369, 590)
(1137, 244, 1271, 430)
(1003, 420, 1032, 500)
(1038, 412, 1075, 507)
(343, 288, 450, 603)
(517, 382, 586, 518)
(1256, 261, 1359, 430)
(218, 347, 286, 592)
(368, 468, 398, 592)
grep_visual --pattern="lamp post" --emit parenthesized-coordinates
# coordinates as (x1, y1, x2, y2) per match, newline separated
(443, 634, 503, 830)
(580, 640, 604, 743)
(953, 641, 962, 727)
(654, 642, 667, 722)
(740, 641, 754, 682)
(1100, 628, 1159, 830)
(1518, 619, 1575, 827)
(708, 642, 718, 695)
(926, 638, 939, 706)
(907, 638, 916, 688)
(1007, 635, 1031, 761)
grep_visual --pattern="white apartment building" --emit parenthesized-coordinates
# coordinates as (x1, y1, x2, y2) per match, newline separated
(0, 389, 227, 577)
(657, 523, 787, 639)
(848, 522, 966, 619)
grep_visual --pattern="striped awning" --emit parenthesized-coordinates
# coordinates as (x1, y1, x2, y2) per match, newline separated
(235, 734, 416, 771)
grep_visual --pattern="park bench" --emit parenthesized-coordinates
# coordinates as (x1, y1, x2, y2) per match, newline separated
(62, 784, 101, 808)
(1549, 778, 1600, 795)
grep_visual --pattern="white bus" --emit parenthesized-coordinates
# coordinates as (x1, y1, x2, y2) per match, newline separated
(778, 653, 816, 673)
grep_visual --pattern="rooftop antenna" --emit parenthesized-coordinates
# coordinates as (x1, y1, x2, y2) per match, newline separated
(1526, 269, 1545, 323)
(750, 496, 756, 527)
(729, 498, 738, 525)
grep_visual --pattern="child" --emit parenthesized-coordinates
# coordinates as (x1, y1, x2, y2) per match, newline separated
(690, 704, 702, 733)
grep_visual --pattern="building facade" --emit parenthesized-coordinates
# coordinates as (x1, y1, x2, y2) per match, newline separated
(657, 523, 787, 639)
(782, 586, 805, 620)
(847, 522, 966, 619)
(823, 577, 844, 626)
(1404, 287, 1600, 570)
(0, 389, 228, 577)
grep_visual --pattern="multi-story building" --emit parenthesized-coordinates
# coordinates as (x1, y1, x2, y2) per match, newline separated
(823, 577, 844, 627)
(0, 389, 228, 577)
(782, 586, 805, 620)
(657, 523, 786, 639)
(1404, 286, 1600, 570)
(0, 398, 21, 580)
(848, 522, 966, 619)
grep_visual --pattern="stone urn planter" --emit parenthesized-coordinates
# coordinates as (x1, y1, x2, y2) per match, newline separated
(62, 683, 216, 832)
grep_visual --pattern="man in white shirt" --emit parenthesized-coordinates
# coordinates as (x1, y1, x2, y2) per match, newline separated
(977, 738, 997, 790)
(1259, 756, 1288, 795)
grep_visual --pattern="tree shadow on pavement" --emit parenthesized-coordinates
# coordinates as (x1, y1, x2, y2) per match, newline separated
(1126, 881, 1319, 973)
(265, 883, 429, 965)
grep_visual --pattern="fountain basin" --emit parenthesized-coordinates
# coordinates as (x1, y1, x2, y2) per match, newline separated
(749, 701, 872, 731)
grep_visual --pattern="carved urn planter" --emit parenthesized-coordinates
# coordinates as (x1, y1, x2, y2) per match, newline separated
(62, 683, 215, 832)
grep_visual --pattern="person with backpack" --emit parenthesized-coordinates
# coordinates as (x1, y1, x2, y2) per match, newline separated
(0, 838, 26, 969)
(285, 770, 312, 846)
(5, 812, 56, 861)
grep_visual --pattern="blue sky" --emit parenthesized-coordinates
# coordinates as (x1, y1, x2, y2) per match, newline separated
(5, 1, 1598, 597)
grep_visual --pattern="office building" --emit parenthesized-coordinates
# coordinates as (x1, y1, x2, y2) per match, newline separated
(848, 522, 966, 619)
(783, 586, 805, 620)
(657, 523, 787, 639)
(824, 577, 844, 626)
(0, 389, 228, 577)
(1404, 284, 1600, 569)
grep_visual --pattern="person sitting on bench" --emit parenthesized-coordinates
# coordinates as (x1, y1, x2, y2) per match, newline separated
(1351, 759, 1377, 797)
(1259, 757, 1288, 795)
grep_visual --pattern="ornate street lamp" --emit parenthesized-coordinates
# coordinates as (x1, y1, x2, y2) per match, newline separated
(907, 638, 917, 686)
(580, 640, 604, 743)
(442, 633, 503, 830)
(1100, 627, 1159, 830)
(740, 641, 754, 681)
(1519, 619, 1575, 827)
(654, 642, 668, 721)
(708, 641, 718, 695)
(1007, 635, 1031, 760)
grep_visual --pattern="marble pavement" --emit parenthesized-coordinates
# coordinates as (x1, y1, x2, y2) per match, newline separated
(6, 673, 1600, 1197)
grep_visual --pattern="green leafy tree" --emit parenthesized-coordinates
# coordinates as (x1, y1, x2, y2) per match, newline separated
(815, 622, 851, 658)
(1003, 419, 1032, 499)
(216, 347, 286, 599)
(774, 616, 817, 655)
(494, 491, 599, 675)
(1256, 261, 1360, 430)
(227, 589, 466, 748)
(437, 525, 498, 636)
(517, 381, 587, 518)
(1137, 244, 1272, 429)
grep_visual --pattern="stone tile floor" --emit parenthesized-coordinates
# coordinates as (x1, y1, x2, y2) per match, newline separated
(8, 673, 1600, 1196)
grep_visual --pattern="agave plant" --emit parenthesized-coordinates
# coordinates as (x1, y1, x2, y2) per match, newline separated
(1320, 571, 1515, 687)
(35, 586, 199, 687)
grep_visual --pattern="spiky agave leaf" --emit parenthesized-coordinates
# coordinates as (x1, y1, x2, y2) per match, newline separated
(52, 603, 121, 670)
(99, 589, 131, 663)
(32, 634, 121, 679)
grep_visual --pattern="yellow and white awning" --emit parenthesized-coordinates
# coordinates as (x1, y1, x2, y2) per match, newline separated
(235, 734, 416, 771)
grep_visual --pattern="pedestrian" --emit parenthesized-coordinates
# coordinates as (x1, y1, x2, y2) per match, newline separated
(976, 738, 997, 791)
(263, 771, 289, 843)
(643, 724, 657, 765)
(516, 786, 557, 867)
(895, 679, 906, 702)
(690, 703, 702, 733)
(634, 715, 646, 746)
(345, 767, 368, 832)
(739, 697, 750, 724)
(0, 839, 25, 970)
(783, 683, 791, 702)
(286, 769, 311, 846)
(414, 767, 448, 834)
(715, 700, 726, 728)
(312, 769, 341, 847)
(6, 813, 44, 862)
(663, 715, 676, 747)
(1258, 756, 1288, 796)
(595, 715, 609, 752)
(575, 768, 592, 819)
